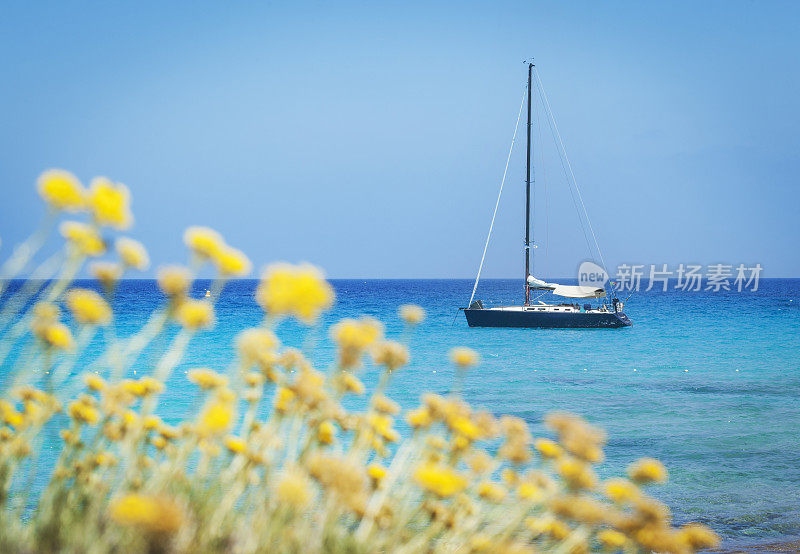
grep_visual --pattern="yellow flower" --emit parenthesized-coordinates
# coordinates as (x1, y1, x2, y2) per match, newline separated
(43, 323, 74, 350)
(32, 302, 60, 322)
(31, 302, 59, 340)
(244, 371, 264, 387)
(477, 481, 507, 503)
(371, 340, 409, 371)
(88, 177, 132, 229)
(198, 399, 234, 436)
(367, 463, 387, 488)
(68, 400, 99, 425)
(142, 415, 161, 431)
(256, 263, 334, 324)
(414, 462, 467, 497)
(603, 478, 639, 503)
(597, 529, 628, 550)
(224, 435, 247, 455)
(341, 373, 365, 395)
(372, 395, 400, 415)
(677, 523, 720, 550)
(331, 317, 383, 368)
(37, 169, 85, 211)
(317, 420, 336, 444)
(122, 409, 140, 429)
(526, 517, 571, 541)
(66, 288, 111, 325)
(279, 347, 306, 369)
(176, 299, 215, 329)
(535, 438, 563, 459)
(449, 346, 479, 368)
(110, 494, 183, 534)
(237, 328, 280, 366)
(306, 454, 368, 510)
(116, 237, 149, 270)
(159, 425, 180, 440)
(399, 304, 426, 325)
(184, 226, 224, 259)
(60, 221, 105, 257)
(292, 367, 328, 408)
(157, 265, 192, 297)
(333, 317, 383, 349)
(368, 413, 399, 443)
(92, 451, 116, 468)
(0, 401, 24, 428)
(90, 262, 123, 289)
(276, 467, 313, 508)
(517, 482, 543, 501)
(628, 457, 668, 484)
(557, 458, 597, 490)
(467, 450, 493, 474)
(550, 494, 606, 525)
(188, 368, 228, 389)
(274, 387, 296, 414)
(469, 534, 492, 552)
(121, 379, 147, 397)
(406, 407, 432, 429)
(450, 415, 481, 441)
(138, 377, 163, 395)
(214, 246, 252, 277)
(16, 387, 51, 405)
(84, 374, 106, 392)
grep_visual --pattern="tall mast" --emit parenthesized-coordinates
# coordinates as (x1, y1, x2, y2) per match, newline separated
(524, 62, 533, 305)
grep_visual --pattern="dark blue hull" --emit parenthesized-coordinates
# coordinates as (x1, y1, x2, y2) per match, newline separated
(464, 309, 631, 328)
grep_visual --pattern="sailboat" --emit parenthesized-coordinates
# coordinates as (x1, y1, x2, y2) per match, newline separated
(464, 63, 631, 329)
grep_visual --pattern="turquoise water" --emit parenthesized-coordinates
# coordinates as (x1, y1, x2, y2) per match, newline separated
(4, 278, 800, 547)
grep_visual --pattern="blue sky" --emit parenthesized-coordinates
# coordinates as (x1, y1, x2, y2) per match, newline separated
(1, 1, 798, 278)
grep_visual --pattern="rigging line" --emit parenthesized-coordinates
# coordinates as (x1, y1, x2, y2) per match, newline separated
(467, 86, 527, 308)
(534, 81, 550, 278)
(535, 69, 608, 271)
(533, 74, 594, 263)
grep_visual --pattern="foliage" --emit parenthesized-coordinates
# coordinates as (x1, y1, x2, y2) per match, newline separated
(0, 170, 719, 553)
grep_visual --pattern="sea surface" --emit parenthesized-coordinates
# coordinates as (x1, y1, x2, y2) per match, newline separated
(3, 278, 800, 548)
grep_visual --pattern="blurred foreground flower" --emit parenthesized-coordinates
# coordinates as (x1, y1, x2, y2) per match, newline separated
(0, 170, 720, 553)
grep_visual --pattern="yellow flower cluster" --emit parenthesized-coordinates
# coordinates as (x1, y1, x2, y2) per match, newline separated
(88, 177, 133, 229)
(175, 299, 215, 330)
(398, 304, 426, 325)
(449, 346, 479, 368)
(331, 317, 382, 368)
(157, 265, 192, 298)
(37, 169, 85, 211)
(30, 302, 75, 350)
(60, 221, 105, 257)
(184, 226, 252, 277)
(370, 340, 409, 371)
(0, 170, 722, 554)
(66, 288, 112, 325)
(116, 237, 149, 271)
(256, 263, 334, 324)
(110, 494, 183, 534)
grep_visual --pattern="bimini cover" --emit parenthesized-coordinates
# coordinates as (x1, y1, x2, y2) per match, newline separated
(527, 276, 605, 298)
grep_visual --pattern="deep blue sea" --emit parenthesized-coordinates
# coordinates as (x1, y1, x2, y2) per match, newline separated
(4, 278, 800, 548)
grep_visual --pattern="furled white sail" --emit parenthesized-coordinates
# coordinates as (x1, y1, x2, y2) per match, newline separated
(527, 276, 556, 289)
(527, 276, 605, 298)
